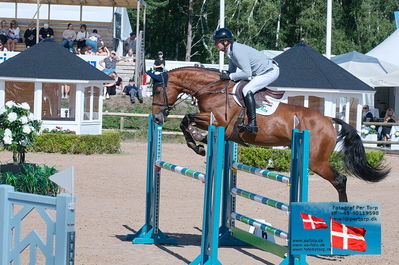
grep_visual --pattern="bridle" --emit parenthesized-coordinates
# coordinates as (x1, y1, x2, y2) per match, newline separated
(152, 74, 227, 118)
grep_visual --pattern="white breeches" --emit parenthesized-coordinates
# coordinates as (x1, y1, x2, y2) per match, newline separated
(242, 65, 280, 96)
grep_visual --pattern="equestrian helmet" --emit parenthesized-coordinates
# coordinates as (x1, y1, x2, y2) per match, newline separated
(213, 28, 234, 43)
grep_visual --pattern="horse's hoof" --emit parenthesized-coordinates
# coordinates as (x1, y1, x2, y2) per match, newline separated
(196, 145, 206, 156)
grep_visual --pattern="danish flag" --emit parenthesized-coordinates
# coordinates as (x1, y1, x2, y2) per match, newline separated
(300, 212, 328, 229)
(331, 219, 367, 252)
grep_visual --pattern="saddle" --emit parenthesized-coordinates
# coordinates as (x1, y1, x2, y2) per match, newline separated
(234, 81, 285, 108)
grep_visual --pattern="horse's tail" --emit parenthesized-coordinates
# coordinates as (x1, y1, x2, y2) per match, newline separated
(332, 118, 389, 182)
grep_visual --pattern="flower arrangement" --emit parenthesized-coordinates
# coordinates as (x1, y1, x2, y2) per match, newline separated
(361, 125, 377, 137)
(0, 101, 41, 164)
(42, 126, 76, 134)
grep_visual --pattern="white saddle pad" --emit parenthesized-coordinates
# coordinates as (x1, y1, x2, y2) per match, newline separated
(232, 82, 280, 116)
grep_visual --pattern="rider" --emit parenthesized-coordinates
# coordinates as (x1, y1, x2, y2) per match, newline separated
(213, 28, 280, 134)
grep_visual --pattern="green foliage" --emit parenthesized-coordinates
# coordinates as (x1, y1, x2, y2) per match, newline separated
(128, 0, 399, 63)
(0, 164, 59, 196)
(239, 146, 386, 174)
(32, 132, 121, 154)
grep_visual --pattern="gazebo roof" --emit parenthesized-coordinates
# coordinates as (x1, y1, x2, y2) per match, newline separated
(271, 43, 374, 91)
(0, 41, 113, 83)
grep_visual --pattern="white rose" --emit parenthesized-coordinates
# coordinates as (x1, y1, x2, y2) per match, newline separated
(20, 103, 30, 110)
(20, 116, 28, 124)
(7, 112, 17, 122)
(5, 101, 15, 108)
(3, 135, 12, 145)
(22, 125, 31, 134)
(4, 128, 12, 137)
(28, 113, 35, 121)
(0, 106, 5, 115)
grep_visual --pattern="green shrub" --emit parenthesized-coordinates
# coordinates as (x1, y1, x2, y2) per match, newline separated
(239, 147, 386, 174)
(0, 164, 59, 196)
(32, 131, 121, 154)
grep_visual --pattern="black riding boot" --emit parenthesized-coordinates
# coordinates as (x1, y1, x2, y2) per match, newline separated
(239, 91, 258, 134)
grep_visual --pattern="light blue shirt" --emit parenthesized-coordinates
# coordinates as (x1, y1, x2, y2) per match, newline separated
(227, 42, 274, 81)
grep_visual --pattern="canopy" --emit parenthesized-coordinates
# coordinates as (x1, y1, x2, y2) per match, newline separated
(370, 70, 399, 87)
(367, 29, 399, 67)
(331, 51, 399, 87)
(0, 0, 144, 8)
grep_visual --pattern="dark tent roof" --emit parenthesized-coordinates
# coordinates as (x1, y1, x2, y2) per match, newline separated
(0, 41, 113, 81)
(271, 43, 374, 91)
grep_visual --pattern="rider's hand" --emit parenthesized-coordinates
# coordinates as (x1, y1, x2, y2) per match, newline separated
(220, 71, 230, 81)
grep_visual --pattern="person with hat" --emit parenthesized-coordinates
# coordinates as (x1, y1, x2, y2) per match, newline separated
(123, 79, 143, 104)
(153, 51, 165, 73)
(212, 28, 279, 134)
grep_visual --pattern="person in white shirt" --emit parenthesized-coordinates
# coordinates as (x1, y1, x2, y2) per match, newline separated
(76, 24, 88, 54)
(7, 20, 20, 52)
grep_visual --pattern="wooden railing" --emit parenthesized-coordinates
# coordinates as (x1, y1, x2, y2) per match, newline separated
(362, 122, 399, 148)
(102, 112, 184, 135)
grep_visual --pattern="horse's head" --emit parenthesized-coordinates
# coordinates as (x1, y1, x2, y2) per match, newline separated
(151, 67, 221, 124)
(151, 71, 180, 125)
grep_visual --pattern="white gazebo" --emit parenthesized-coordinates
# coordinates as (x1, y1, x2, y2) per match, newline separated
(0, 41, 112, 134)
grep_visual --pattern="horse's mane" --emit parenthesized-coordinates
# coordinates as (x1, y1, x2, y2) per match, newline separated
(168, 66, 220, 73)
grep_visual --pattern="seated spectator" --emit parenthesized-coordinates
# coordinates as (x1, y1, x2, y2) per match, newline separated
(61, 23, 76, 52)
(0, 41, 7, 51)
(123, 32, 136, 56)
(123, 79, 143, 104)
(362, 105, 373, 123)
(39, 23, 54, 41)
(0, 20, 8, 43)
(381, 108, 397, 144)
(85, 45, 95, 55)
(7, 20, 20, 52)
(124, 48, 135, 62)
(96, 46, 109, 56)
(85, 29, 103, 53)
(103, 72, 122, 99)
(76, 24, 88, 53)
(24, 22, 36, 48)
(99, 50, 120, 75)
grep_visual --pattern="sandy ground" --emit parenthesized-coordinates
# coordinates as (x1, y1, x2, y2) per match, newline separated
(2, 141, 399, 265)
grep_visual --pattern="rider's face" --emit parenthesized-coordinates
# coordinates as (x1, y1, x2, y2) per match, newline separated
(214, 41, 227, 52)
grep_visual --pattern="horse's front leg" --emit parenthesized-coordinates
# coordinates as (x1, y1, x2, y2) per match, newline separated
(180, 113, 211, 156)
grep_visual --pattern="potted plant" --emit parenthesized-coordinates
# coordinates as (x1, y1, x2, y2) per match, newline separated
(0, 101, 41, 166)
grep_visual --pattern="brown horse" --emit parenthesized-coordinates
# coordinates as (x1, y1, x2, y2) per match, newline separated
(151, 67, 389, 202)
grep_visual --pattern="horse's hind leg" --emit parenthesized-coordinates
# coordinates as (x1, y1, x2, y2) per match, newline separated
(310, 160, 348, 202)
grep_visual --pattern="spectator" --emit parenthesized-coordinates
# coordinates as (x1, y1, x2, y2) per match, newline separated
(24, 22, 36, 48)
(153, 51, 165, 73)
(123, 79, 143, 104)
(381, 108, 397, 145)
(76, 24, 88, 53)
(0, 41, 7, 51)
(362, 105, 373, 123)
(96, 46, 109, 56)
(85, 45, 95, 55)
(0, 20, 8, 44)
(39, 23, 54, 41)
(61, 23, 76, 52)
(85, 29, 103, 53)
(124, 48, 135, 62)
(7, 20, 20, 52)
(123, 32, 136, 56)
(103, 72, 122, 99)
(99, 50, 120, 75)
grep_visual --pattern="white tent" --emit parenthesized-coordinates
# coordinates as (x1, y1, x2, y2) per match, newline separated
(371, 70, 399, 87)
(367, 29, 399, 67)
(331, 51, 399, 87)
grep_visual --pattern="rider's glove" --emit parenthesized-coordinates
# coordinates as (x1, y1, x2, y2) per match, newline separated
(220, 71, 230, 81)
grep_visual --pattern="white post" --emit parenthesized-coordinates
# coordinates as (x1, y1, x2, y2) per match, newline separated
(36, 0, 40, 44)
(326, 0, 332, 59)
(218, 0, 225, 71)
(34, 82, 42, 120)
